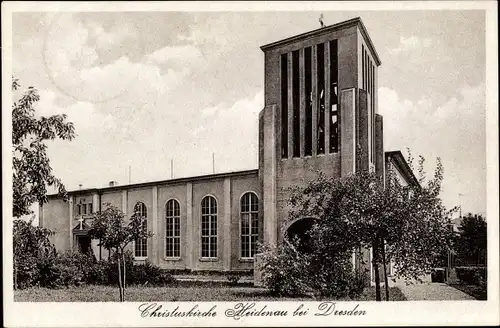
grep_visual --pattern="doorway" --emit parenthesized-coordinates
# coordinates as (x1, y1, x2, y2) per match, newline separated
(77, 235, 92, 254)
(285, 217, 316, 253)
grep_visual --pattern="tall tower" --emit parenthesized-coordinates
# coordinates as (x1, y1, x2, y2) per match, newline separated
(258, 17, 383, 247)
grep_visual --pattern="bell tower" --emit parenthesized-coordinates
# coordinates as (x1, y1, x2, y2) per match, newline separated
(258, 17, 384, 247)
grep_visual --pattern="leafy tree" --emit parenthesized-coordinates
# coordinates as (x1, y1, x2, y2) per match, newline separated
(88, 204, 152, 301)
(454, 213, 487, 266)
(12, 77, 75, 218)
(285, 153, 454, 301)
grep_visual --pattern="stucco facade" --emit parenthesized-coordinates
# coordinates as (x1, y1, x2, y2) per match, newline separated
(41, 17, 417, 277)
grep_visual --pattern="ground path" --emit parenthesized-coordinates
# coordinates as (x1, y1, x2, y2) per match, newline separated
(394, 281, 475, 301)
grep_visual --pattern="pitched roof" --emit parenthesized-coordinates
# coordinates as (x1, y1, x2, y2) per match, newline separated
(47, 169, 259, 198)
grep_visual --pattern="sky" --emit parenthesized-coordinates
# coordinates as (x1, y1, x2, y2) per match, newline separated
(10, 9, 488, 217)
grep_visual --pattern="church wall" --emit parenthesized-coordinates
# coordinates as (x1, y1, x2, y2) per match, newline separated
(127, 187, 154, 261)
(191, 179, 226, 271)
(43, 198, 70, 252)
(157, 183, 188, 270)
(100, 191, 122, 209)
(229, 175, 261, 270)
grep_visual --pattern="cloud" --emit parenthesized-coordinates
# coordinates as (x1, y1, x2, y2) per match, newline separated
(33, 89, 113, 133)
(89, 23, 136, 49)
(389, 36, 432, 55)
(43, 14, 99, 72)
(189, 90, 264, 173)
(200, 105, 221, 118)
(146, 44, 205, 67)
(379, 83, 486, 214)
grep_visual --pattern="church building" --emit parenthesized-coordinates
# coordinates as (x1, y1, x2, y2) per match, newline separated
(40, 17, 418, 282)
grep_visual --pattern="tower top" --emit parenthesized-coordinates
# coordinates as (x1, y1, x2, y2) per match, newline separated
(260, 17, 381, 66)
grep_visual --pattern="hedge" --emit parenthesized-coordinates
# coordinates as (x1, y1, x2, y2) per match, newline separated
(455, 266, 487, 286)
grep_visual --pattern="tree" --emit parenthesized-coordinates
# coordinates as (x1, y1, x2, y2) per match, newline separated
(454, 213, 487, 266)
(12, 77, 75, 218)
(384, 155, 456, 291)
(88, 204, 152, 301)
(285, 154, 454, 301)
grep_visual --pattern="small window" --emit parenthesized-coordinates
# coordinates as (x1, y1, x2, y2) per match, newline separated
(240, 192, 259, 258)
(77, 204, 81, 215)
(82, 203, 87, 215)
(201, 196, 217, 258)
(88, 203, 93, 214)
(165, 199, 181, 258)
(134, 202, 148, 258)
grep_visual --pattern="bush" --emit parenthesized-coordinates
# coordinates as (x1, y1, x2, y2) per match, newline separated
(15, 253, 41, 289)
(260, 241, 314, 297)
(87, 260, 109, 285)
(13, 219, 55, 289)
(456, 266, 487, 286)
(106, 250, 174, 287)
(260, 236, 368, 299)
(226, 273, 241, 286)
(15, 242, 174, 289)
(128, 260, 174, 286)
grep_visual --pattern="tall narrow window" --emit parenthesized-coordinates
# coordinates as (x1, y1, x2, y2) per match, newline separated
(362, 45, 365, 90)
(292, 50, 300, 157)
(329, 40, 339, 153)
(304, 47, 313, 156)
(240, 192, 259, 258)
(134, 202, 148, 258)
(77, 204, 81, 215)
(201, 196, 217, 258)
(88, 203, 93, 214)
(280, 53, 288, 159)
(365, 49, 369, 93)
(369, 60, 373, 163)
(317, 43, 325, 154)
(165, 199, 180, 258)
(82, 202, 87, 215)
(371, 62, 375, 163)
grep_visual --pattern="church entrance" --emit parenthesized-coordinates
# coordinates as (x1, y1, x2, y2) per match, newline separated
(76, 235, 91, 254)
(285, 217, 316, 253)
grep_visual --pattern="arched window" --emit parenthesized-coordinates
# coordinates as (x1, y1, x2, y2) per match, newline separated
(201, 196, 217, 258)
(134, 202, 148, 258)
(240, 192, 259, 258)
(165, 199, 180, 258)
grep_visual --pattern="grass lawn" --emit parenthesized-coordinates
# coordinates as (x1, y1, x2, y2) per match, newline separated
(14, 283, 406, 302)
(449, 284, 487, 300)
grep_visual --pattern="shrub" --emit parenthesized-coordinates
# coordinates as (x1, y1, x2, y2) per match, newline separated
(260, 236, 368, 298)
(105, 251, 174, 287)
(456, 266, 487, 285)
(226, 273, 241, 286)
(308, 251, 363, 298)
(87, 260, 109, 285)
(15, 243, 175, 289)
(15, 253, 41, 289)
(13, 219, 55, 289)
(128, 260, 174, 286)
(106, 250, 135, 285)
(37, 251, 86, 288)
(260, 240, 316, 297)
(58, 251, 98, 284)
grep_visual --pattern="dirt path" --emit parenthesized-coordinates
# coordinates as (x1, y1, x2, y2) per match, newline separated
(395, 281, 475, 301)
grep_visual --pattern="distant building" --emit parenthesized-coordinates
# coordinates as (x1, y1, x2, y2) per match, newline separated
(41, 17, 417, 281)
